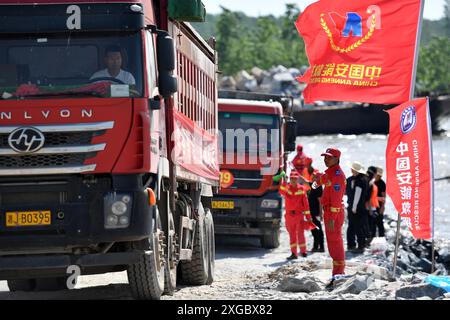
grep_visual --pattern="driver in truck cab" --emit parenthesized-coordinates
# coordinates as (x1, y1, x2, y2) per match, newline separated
(90, 45, 136, 85)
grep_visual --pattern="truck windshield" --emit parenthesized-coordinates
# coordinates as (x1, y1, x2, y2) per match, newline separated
(0, 31, 143, 100)
(219, 112, 280, 153)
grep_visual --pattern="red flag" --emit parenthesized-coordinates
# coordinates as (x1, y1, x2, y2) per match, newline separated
(296, 0, 423, 104)
(385, 98, 433, 239)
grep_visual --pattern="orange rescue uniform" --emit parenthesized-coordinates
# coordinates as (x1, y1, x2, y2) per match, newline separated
(292, 152, 308, 174)
(316, 165, 347, 275)
(279, 182, 311, 255)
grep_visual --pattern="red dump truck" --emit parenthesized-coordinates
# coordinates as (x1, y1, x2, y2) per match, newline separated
(0, 0, 218, 299)
(212, 91, 297, 248)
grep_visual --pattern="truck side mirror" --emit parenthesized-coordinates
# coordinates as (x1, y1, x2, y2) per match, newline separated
(156, 30, 178, 98)
(284, 117, 297, 152)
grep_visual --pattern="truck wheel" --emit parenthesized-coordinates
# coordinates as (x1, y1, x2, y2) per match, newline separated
(205, 209, 215, 285)
(261, 229, 280, 249)
(163, 212, 178, 295)
(180, 209, 208, 285)
(7, 279, 36, 292)
(127, 208, 165, 300)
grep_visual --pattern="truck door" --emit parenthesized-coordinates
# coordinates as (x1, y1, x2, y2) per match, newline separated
(145, 30, 161, 173)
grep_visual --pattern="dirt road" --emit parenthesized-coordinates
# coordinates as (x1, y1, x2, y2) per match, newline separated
(0, 224, 389, 300)
(0, 225, 336, 300)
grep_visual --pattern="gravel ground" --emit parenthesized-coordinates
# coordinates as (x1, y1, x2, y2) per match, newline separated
(0, 217, 445, 300)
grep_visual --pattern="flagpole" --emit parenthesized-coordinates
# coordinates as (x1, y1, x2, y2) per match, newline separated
(426, 96, 436, 274)
(392, 213, 402, 278)
(409, 0, 425, 99)
(432, 240, 435, 273)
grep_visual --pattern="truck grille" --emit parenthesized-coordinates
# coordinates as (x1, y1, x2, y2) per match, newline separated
(0, 153, 93, 168)
(0, 122, 114, 175)
(0, 131, 96, 147)
(228, 169, 263, 190)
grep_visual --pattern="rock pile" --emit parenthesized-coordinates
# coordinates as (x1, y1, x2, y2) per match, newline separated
(219, 65, 305, 109)
(264, 214, 450, 300)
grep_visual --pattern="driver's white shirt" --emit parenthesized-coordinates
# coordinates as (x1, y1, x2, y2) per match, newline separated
(90, 69, 136, 85)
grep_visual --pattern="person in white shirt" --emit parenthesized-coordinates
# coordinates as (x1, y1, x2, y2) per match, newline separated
(90, 45, 136, 85)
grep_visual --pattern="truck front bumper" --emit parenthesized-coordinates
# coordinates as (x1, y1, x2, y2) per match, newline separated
(0, 174, 153, 252)
(0, 251, 144, 279)
(211, 191, 282, 236)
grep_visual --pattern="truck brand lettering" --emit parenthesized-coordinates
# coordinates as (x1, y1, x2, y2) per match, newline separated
(60, 109, 70, 118)
(81, 109, 93, 118)
(66, 5, 81, 30)
(0, 109, 93, 120)
(0, 112, 11, 120)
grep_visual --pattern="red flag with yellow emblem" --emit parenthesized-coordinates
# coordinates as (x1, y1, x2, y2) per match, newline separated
(296, 0, 423, 104)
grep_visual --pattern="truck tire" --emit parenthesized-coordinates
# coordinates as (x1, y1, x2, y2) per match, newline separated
(205, 209, 215, 285)
(127, 208, 165, 300)
(180, 209, 208, 285)
(163, 211, 178, 295)
(261, 229, 280, 249)
(7, 279, 36, 292)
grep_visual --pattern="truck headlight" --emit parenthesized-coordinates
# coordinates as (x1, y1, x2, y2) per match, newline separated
(104, 193, 132, 229)
(112, 201, 128, 215)
(261, 199, 279, 209)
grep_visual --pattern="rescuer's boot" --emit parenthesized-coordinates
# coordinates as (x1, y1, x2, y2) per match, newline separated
(286, 253, 298, 260)
(325, 279, 335, 291)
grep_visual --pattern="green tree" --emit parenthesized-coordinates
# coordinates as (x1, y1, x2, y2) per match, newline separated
(215, 8, 256, 74)
(215, 7, 241, 74)
(416, 37, 450, 95)
(445, 0, 450, 37)
(279, 3, 307, 68)
(253, 16, 284, 69)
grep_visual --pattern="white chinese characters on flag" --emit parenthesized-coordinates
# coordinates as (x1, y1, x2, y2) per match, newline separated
(386, 98, 433, 239)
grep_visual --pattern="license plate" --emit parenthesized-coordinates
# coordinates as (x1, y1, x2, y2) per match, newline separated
(6, 211, 51, 227)
(212, 201, 235, 210)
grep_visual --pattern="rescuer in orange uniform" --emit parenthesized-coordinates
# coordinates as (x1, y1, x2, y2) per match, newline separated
(312, 148, 346, 287)
(292, 144, 309, 175)
(279, 171, 312, 260)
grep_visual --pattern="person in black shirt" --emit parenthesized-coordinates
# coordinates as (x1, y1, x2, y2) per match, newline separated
(305, 158, 325, 252)
(346, 161, 370, 254)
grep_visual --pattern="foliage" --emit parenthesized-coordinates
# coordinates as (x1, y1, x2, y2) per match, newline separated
(416, 37, 450, 95)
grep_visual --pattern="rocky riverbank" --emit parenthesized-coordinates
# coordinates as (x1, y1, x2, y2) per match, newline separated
(252, 214, 450, 300)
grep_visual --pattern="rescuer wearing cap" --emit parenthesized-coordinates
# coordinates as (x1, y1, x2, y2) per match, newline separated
(346, 161, 370, 254)
(312, 148, 346, 288)
(279, 170, 312, 260)
(291, 144, 309, 175)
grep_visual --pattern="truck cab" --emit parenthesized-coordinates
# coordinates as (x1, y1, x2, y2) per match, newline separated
(212, 91, 297, 248)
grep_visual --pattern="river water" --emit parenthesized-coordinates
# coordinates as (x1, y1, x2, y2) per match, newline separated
(296, 118, 450, 240)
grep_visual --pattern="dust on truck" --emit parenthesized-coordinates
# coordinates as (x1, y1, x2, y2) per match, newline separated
(0, 0, 219, 299)
(212, 92, 297, 249)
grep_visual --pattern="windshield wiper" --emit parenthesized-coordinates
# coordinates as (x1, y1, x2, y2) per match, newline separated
(13, 90, 104, 99)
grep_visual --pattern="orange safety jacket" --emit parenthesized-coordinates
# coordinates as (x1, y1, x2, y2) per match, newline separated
(316, 165, 346, 211)
(292, 152, 308, 173)
(370, 182, 379, 209)
(279, 182, 311, 215)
